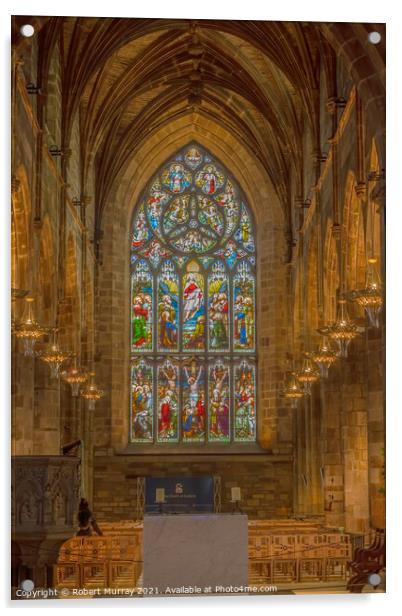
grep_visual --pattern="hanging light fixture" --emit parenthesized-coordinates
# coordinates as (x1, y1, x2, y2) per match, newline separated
(80, 372, 104, 410)
(318, 299, 360, 358)
(281, 372, 305, 407)
(296, 356, 320, 393)
(61, 358, 88, 396)
(310, 337, 338, 378)
(13, 296, 47, 356)
(350, 257, 383, 328)
(36, 328, 73, 379)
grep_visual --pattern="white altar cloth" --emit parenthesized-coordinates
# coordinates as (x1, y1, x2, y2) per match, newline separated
(143, 513, 248, 593)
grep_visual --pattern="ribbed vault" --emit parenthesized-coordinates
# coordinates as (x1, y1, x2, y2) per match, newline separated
(12, 16, 385, 239)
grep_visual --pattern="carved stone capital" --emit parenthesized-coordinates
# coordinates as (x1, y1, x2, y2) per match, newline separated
(33, 217, 43, 229)
(332, 223, 341, 240)
(367, 169, 385, 183)
(354, 181, 367, 201)
(326, 97, 347, 115)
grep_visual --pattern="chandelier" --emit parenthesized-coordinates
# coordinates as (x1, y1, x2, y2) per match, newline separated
(36, 329, 73, 378)
(80, 372, 105, 410)
(310, 337, 338, 378)
(296, 356, 320, 393)
(13, 296, 47, 356)
(350, 258, 383, 328)
(61, 359, 88, 396)
(318, 299, 360, 358)
(281, 372, 305, 407)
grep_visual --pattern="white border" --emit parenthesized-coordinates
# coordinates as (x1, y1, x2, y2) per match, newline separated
(2, 1, 401, 613)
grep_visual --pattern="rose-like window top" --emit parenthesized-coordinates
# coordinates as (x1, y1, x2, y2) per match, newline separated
(132, 143, 255, 258)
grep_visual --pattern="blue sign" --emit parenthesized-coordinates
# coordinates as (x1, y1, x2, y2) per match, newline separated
(145, 476, 214, 513)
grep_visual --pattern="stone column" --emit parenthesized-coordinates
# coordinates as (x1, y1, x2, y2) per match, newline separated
(340, 341, 370, 534)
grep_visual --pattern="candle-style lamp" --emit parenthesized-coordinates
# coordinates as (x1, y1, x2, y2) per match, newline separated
(155, 488, 166, 514)
(231, 487, 242, 514)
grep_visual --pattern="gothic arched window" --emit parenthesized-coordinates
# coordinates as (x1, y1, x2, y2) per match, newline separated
(130, 144, 256, 446)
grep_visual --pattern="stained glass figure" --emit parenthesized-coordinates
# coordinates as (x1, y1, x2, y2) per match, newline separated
(198, 196, 225, 236)
(130, 143, 257, 445)
(195, 164, 225, 195)
(215, 239, 247, 269)
(162, 163, 191, 193)
(233, 261, 255, 351)
(140, 239, 170, 269)
(157, 359, 179, 442)
(182, 362, 205, 442)
(185, 146, 203, 169)
(234, 361, 256, 442)
(208, 361, 230, 442)
(147, 180, 171, 235)
(163, 195, 190, 234)
(131, 260, 153, 351)
(157, 260, 179, 351)
(172, 230, 215, 254)
(208, 262, 229, 351)
(132, 204, 151, 249)
(215, 180, 240, 239)
(234, 205, 255, 252)
(131, 360, 153, 442)
(182, 269, 205, 351)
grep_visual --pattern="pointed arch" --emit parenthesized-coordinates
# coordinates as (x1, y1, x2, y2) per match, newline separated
(129, 142, 257, 447)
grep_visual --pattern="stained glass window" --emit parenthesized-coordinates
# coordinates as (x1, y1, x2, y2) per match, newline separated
(130, 143, 257, 446)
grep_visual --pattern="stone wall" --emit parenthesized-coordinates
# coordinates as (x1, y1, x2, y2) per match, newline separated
(11, 18, 385, 534)
(93, 452, 293, 521)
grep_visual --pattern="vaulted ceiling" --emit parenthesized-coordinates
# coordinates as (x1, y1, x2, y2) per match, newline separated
(12, 17, 385, 231)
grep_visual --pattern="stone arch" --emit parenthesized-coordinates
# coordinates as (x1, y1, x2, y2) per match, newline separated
(367, 139, 383, 265)
(292, 266, 302, 353)
(342, 171, 366, 293)
(37, 215, 56, 326)
(82, 265, 94, 364)
(128, 142, 258, 447)
(306, 227, 319, 342)
(11, 165, 32, 307)
(323, 221, 339, 323)
(60, 233, 80, 354)
(95, 120, 287, 451)
(44, 40, 62, 146)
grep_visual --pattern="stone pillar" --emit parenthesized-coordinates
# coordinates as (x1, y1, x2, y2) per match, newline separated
(321, 362, 345, 528)
(366, 326, 385, 528)
(340, 341, 370, 534)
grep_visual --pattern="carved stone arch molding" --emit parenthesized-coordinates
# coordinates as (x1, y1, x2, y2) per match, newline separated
(11, 165, 32, 304)
(94, 129, 288, 452)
